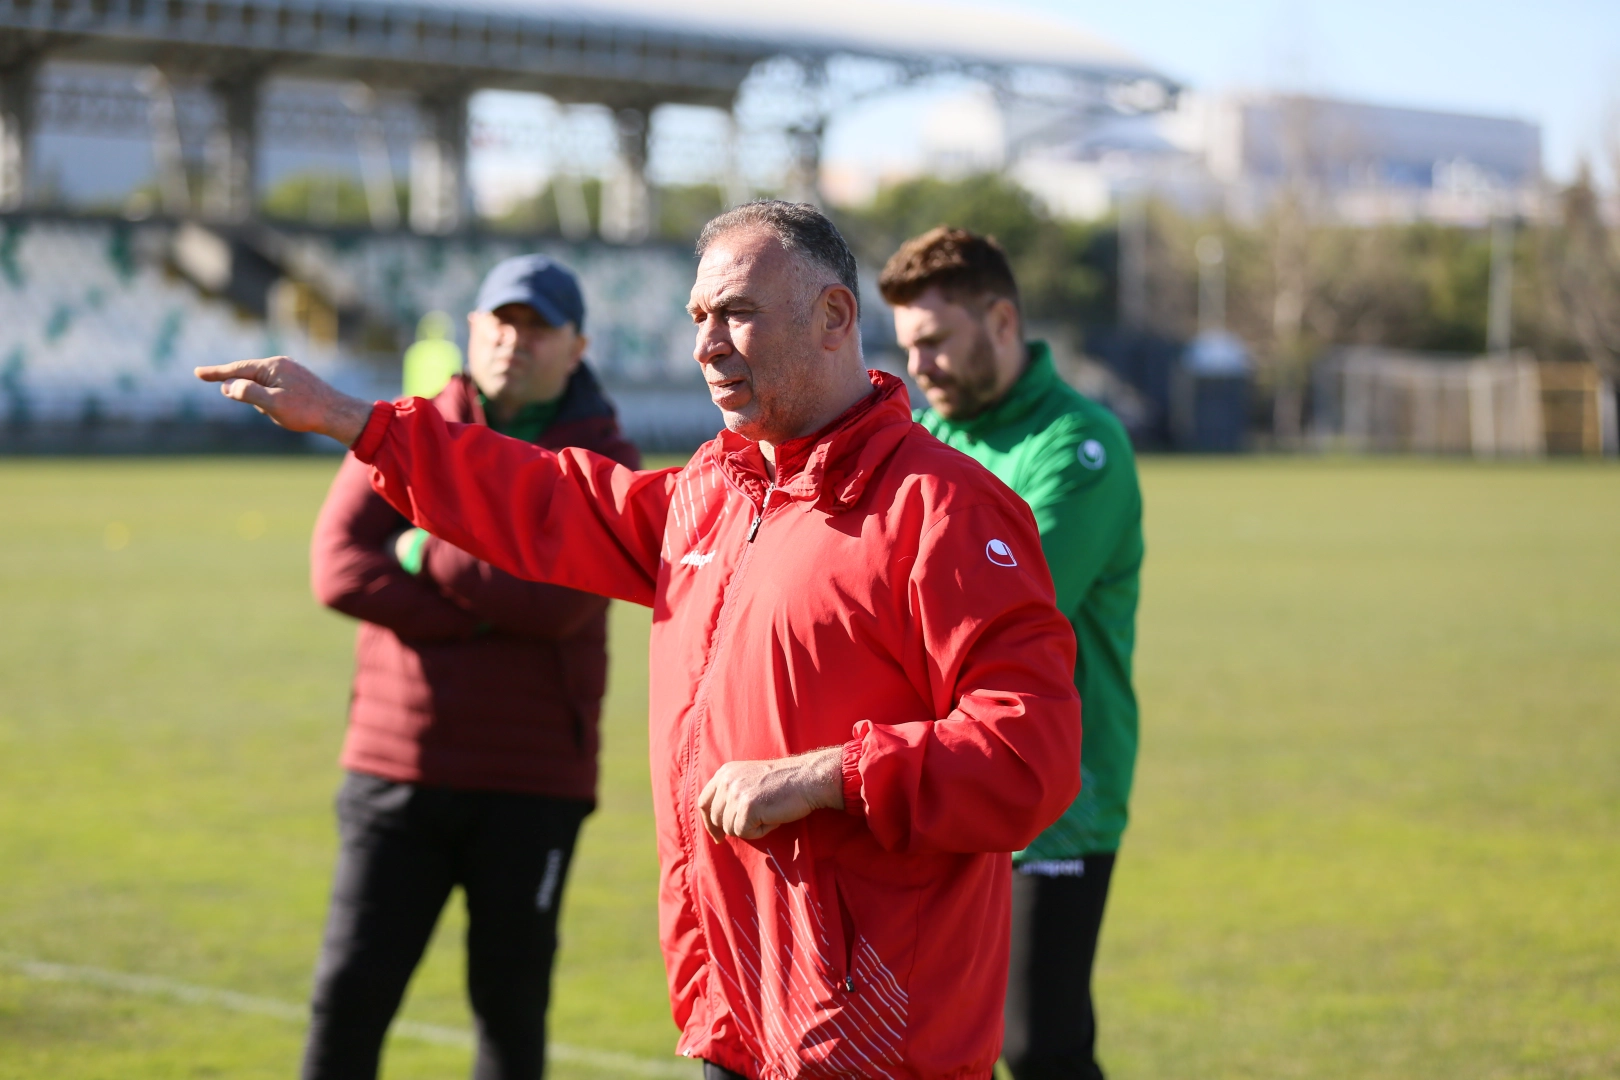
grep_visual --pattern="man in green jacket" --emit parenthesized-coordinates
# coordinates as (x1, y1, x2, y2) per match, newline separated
(881, 228, 1143, 1080)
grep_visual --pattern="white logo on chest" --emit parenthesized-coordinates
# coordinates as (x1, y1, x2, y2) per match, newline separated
(679, 550, 715, 568)
(1078, 439, 1107, 469)
(985, 538, 1018, 567)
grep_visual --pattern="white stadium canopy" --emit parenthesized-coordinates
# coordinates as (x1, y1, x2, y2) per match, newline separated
(0, 0, 1177, 227)
(464, 0, 1168, 84)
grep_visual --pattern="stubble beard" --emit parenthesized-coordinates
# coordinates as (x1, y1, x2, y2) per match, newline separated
(729, 344, 827, 447)
(923, 323, 1001, 421)
(720, 277, 839, 445)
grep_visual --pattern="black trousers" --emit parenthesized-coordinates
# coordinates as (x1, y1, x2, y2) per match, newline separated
(1002, 854, 1117, 1080)
(301, 771, 592, 1080)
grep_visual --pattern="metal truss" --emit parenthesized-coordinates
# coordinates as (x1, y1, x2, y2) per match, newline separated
(0, 0, 1178, 115)
(0, 0, 1181, 218)
(0, 0, 772, 108)
(34, 68, 421, 147)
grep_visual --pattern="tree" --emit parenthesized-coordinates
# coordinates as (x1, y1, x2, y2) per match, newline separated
(262, 173, 373, 226)
(1531, 167, 1620, 379)
(832, 173, 1109, 330)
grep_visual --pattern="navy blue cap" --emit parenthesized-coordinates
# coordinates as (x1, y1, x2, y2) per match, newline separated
(473, 254, 586, 331)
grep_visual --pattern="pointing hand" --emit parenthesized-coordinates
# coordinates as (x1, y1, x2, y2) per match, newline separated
(194, 356, 373, 446)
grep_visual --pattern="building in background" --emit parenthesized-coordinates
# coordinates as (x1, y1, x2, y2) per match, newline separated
(1005, 92, 1543, 226)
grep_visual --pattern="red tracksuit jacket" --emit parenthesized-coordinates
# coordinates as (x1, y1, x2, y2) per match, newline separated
(352, 370, 1082, 1079)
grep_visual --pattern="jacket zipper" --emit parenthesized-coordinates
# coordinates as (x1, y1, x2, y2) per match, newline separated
(746, 480, 776, 542)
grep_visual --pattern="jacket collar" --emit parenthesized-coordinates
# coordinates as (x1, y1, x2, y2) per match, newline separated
(930, 340, 1057, 438)
(711, 369, 915, 513)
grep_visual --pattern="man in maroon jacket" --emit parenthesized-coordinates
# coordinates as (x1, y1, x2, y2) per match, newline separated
(303, 255, 640, 1080)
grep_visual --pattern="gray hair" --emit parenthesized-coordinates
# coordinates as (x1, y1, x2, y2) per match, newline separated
(696, 200, 861, 317)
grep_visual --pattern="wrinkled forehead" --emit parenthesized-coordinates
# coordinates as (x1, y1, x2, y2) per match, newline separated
(689, 227, 801, 307)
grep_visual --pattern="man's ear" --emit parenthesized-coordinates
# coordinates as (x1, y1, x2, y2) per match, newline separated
(820, 285, 858, 349)
(986, 296, 1021, 351)
(568, 332, 589, 371)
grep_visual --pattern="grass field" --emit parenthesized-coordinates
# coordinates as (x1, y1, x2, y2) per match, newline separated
(0, 456, 1616, 1079)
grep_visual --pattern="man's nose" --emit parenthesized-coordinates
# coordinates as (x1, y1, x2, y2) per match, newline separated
(693, 316, 732, 365)
(908, 348, 937, 380)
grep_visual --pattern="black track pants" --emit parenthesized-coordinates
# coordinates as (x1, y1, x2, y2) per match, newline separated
(1002, 854, 1117, 1080)
(301, 772, 591, 1080)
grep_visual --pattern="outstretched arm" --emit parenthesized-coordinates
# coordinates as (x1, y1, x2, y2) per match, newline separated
(198, 355, 677, 607)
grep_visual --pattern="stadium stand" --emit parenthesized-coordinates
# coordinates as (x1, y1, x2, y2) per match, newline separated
(282, 230, 699, 383)
(0, 217, 353, 423)
(0, 0, 1174, 450)
(0, 213, 725, 449)
(275, 226, 727, 447)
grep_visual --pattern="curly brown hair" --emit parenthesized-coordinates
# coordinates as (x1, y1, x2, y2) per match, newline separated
(877, 226, 1021, 314)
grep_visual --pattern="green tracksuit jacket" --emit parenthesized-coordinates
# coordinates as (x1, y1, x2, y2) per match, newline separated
(918, 341, 1143, 859)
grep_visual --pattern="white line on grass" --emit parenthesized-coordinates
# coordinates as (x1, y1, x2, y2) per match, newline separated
(2, 956, 699, 1079)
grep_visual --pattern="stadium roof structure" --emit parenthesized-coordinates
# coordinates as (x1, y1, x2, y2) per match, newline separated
(0, 0, 1176, 109)
(0, 0, 1179, 231)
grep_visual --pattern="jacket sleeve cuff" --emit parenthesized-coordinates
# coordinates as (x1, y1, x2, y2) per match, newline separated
(839, 728, 867, 816)
(350, 400, 396, 461)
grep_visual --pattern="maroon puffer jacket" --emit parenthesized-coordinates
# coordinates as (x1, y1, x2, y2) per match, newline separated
(309, 367, 641, 799)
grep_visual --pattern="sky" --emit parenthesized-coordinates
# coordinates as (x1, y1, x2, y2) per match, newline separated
(988, 0, 1618, 181)
(31, 0, 1620, 205)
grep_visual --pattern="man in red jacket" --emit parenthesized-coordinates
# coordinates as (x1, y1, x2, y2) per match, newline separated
(200, 202, 1080, 1080)
(301, 255, 640, 1080)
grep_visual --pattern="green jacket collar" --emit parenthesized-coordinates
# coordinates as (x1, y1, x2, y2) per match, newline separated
(937, 340, 1058, 437)
(477, 390, 562, 443)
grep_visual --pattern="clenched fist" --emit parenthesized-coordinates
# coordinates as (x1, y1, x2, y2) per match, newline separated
(195, 356, 373, 446)
(697, 746, 845, 842)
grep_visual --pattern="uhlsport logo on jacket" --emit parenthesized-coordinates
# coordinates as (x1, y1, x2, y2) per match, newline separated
(985, 538, 1018, 567)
